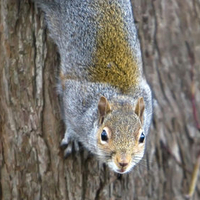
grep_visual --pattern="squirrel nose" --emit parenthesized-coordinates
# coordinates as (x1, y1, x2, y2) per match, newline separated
(116, 153, 131, 168)
(119, 162, 128, 167)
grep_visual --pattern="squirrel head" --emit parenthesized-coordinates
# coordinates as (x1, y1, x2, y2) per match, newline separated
(96, 96, 145, 174)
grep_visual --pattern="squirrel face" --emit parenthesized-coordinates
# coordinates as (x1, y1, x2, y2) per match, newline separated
(97, 96, 145, 174)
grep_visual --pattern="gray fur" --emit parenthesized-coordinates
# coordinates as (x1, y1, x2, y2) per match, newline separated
(37, 0, 143, 79)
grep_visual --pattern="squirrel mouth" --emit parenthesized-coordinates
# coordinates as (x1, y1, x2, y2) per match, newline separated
(117, 168, 127, 174)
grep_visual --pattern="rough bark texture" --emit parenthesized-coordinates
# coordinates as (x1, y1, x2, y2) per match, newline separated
(0, 0, 200, 200)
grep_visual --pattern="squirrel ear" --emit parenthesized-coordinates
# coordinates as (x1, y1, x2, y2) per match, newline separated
(135, 97, 145, 124)
(98, 96, 111, 124)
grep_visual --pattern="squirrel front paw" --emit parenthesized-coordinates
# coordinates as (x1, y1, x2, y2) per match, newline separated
(60, 136, 80, 157)
(60, 136, 69, 148)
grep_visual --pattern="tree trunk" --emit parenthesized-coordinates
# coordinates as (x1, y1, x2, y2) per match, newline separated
(0, 0, 200, 200)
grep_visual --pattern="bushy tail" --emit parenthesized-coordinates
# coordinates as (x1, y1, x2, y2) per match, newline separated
(35, 1, 62, 47)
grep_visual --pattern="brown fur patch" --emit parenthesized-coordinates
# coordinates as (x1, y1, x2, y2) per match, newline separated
(89, 2, 139, 93)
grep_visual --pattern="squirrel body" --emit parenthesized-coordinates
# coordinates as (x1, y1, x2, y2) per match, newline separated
(38, 0, 153, 174)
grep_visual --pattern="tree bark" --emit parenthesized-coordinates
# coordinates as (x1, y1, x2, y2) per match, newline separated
(0, 0, 200, 200)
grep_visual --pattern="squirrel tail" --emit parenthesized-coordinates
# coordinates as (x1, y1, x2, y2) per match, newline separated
(36, 1, 61, 46)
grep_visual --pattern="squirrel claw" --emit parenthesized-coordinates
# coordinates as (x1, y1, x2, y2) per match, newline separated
(60, 138, 69, 149)
(73, 141, 80, 152)
(63, 143, 73, 158)
(61, 139, 80, 158)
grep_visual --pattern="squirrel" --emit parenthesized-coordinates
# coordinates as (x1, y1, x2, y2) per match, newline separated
(37, 0, 153, 174)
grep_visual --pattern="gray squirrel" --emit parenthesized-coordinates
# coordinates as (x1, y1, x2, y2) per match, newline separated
(37, 0, 153, 174)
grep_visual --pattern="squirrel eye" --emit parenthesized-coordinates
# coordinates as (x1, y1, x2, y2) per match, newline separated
(139, 132, 145, 143)
(101, 129, 108, 142)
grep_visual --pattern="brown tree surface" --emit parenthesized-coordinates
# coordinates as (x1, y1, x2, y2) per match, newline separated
(0, 0, 200, 200)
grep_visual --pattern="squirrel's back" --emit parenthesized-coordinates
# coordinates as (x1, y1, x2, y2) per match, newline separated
(41, 0, 142, 93)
